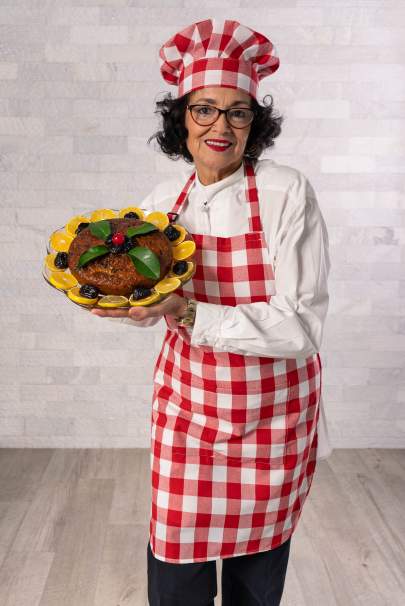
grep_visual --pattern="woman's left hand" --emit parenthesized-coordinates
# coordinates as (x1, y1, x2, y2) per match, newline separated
(90, 293, 188, 321)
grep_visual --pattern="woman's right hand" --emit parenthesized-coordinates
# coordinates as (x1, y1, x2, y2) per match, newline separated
(90, 292, 186, 323)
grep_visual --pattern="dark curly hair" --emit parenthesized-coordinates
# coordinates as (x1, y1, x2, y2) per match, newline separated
(148, 92, 284, 163)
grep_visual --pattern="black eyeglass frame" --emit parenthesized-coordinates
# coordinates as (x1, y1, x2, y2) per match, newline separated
(187, 104, 256, 129)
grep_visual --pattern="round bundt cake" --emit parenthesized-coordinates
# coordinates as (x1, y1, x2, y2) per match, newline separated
(67, 217, 173, 297)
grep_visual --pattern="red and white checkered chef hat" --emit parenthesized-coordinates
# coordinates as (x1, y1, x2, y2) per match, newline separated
(159, 19, 280, 100)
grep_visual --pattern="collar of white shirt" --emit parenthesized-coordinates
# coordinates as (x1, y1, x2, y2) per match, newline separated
(193, 161, 245, 206)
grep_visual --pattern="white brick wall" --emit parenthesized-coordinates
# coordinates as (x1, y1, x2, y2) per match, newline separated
(1, 0, 404, 448)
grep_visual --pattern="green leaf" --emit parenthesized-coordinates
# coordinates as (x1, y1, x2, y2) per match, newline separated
(89, 220, 111, 240)
(127, 246, 160, 280)
(77, 245, 110, 269)
(126, 222, 159, 238)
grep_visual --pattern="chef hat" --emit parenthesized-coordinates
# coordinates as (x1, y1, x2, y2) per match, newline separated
(159, 19, 280, 100)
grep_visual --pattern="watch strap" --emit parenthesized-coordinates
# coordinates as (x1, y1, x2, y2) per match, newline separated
(175, 298, 197, 327)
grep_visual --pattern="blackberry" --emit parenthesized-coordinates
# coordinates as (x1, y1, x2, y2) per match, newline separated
(79, 284, 100, 299)
(132, 286, 152, 300)
(122, 239, 133, 252)
(106, 234, 132, 253)
(54, 252, 69, 269)
(164, 225, 180, 241)
(172, 261, 188, 275)
(124, 211, 140, 219)
(75, 222, 90, 234)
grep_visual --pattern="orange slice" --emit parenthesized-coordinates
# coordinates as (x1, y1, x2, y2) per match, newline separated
(90, 208, 117, 221)
(118, 206, 145, 220)
(49, 231, 74, 252)
(169, 224, 187, 246)
(67, 286, 98, 305)
(172, 240, 196, 261)
(66, 215, 90, 237)
(169, 261, 195, 282)
(48, 271, 78, 290)
(129, 291, 161, 306)
(97, 295, 129, 308)
(145, 211, 169, 231)
(154, 277, 181, 295)
(45, 253, 64, 272)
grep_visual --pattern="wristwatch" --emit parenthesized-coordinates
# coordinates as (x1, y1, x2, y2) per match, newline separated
(175, 298, 197, 328)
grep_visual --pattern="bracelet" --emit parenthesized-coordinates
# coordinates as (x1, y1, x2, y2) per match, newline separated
(175, 298, 197, 328)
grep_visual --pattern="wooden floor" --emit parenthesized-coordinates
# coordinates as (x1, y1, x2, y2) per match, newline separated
(0, 448, 404, 606)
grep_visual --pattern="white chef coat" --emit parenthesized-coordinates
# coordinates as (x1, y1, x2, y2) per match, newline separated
(113, 158, 333, 459)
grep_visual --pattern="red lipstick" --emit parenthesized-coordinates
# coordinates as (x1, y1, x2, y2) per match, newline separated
(205, 139, 232, 152)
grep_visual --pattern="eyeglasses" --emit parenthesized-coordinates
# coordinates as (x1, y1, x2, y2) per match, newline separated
(187, 104, 256, 129)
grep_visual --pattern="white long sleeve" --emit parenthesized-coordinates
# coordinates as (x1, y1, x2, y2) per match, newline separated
(103, 159, 330, 352)
(190, 170, 331, 358)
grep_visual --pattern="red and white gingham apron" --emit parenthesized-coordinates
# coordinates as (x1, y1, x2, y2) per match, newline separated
(150, 159, 322, 563)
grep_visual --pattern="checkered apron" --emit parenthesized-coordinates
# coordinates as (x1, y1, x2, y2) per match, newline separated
(150, 159, 322, 564)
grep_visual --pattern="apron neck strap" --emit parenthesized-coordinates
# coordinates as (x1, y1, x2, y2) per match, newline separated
(170, 171, 196, 218)
(243, 159, 263, 232)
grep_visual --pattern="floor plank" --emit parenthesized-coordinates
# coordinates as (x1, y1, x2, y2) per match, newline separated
(0, 449, 404, 606)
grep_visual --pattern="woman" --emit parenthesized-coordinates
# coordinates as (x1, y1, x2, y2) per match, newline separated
(92, 19, 332, 606)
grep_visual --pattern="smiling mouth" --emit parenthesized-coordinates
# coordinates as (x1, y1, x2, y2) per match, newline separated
(205, 139, 233, 151)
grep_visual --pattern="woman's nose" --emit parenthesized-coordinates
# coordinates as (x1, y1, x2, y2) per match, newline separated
(211, 112, 232, 133)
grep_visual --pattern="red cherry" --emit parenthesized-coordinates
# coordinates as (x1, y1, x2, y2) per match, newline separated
(112, 232, 125, 246)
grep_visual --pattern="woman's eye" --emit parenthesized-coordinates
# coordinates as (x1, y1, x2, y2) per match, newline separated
(197, 106, 215, 115)
(229, 109, 248, 119)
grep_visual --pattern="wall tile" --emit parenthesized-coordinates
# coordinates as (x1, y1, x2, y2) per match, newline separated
(1, 0, 403, 448)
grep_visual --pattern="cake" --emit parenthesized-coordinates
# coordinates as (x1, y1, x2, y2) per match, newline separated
(67, 217, 173, 297)
(44, 207, 196, 309)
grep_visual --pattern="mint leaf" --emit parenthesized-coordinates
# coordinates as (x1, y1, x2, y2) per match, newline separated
(127, 246, 160, 279)
(126, 222, 159, 238)
(77, 245, 109, 268)
(89, 220, 111, 240)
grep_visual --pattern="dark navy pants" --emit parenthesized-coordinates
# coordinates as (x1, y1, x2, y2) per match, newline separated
(147, 537, 291, 606)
